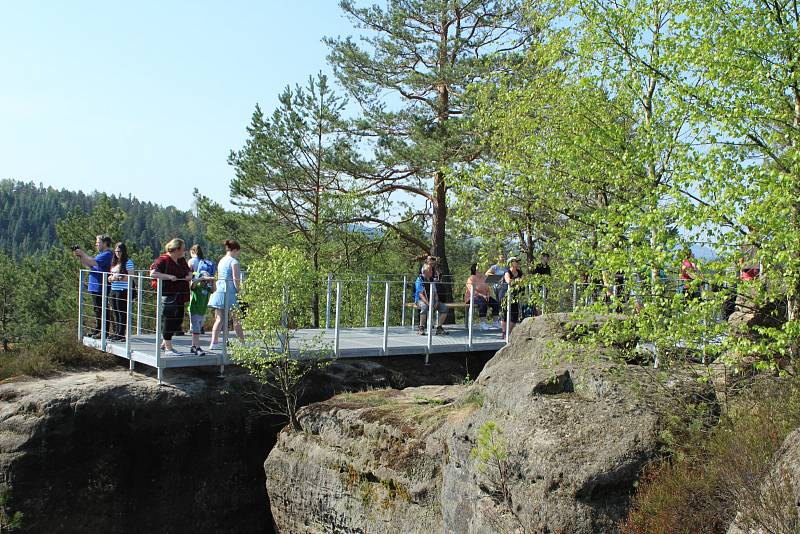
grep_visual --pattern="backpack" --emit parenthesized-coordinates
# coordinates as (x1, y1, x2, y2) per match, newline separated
(198, 258, 216, 277)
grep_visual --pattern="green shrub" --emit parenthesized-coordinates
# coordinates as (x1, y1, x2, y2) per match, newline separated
(0, 326, 115, 381)
(623, 378, 800, 534)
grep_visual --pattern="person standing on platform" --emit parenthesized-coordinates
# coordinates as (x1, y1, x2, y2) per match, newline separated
(207, 239, 245, 351)
(108, 242, 134, 340)
(416, 262, 449, 335)
(500, 257, 524, 339)
(485, 253, 509, 318)
(74, 235, 113, 339)
(188, 263, 213, 356)
(150, 238, 192, 355)
(533, 253, 551, 276)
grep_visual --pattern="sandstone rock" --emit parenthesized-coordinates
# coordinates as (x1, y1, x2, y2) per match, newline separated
(727, 293, 784, 330)
(0, 353, 489, 534)
(265, 314, 714, 533)
(0, 368, 274, 534)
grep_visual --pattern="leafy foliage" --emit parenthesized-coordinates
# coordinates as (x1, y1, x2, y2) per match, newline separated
(324, 0, 535, 296)
(228, 73, 367, 326)
(231, 246, 332, 431)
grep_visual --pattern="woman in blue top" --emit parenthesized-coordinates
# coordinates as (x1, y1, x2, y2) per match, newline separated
(108, 242, 135, 340)
(207, 239, 245, 350)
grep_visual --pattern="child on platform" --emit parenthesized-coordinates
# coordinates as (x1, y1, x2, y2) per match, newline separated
(189, 264, 213, 356)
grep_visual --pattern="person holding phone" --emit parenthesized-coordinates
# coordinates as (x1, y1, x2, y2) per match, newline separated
(74, 235, 113, 338)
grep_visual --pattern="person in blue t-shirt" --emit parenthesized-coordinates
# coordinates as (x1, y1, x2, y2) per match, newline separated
(74, 235, 114, 338)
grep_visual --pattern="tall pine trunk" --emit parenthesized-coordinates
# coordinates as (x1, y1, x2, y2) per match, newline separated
(431, 169, 452, 308)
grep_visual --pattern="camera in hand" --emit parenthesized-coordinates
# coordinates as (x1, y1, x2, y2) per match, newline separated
(71, 245, 80, 252)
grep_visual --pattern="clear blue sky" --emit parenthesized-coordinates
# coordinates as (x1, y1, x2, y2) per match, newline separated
(0, 1, 353, 211)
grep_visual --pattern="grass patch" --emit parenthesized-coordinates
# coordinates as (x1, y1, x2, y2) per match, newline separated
(0, 328, 115, 381)
(622, 377, 800, 534)
(456, 387, 485, 409)
(411, 394, 447, 406)
(336, 388, 395, 407)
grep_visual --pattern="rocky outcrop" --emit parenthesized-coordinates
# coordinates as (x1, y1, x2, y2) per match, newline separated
(0, 352, 491, 534)
(727, 429, 800, 534)
(0, 368, 276, 534)
(265, 314, 714, 533)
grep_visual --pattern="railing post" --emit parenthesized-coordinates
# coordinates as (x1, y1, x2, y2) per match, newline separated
(126, 275, 133, 370)
(77, 270, 84, 341)
(572, 281, 578, 312)
(401, 275, 407, 326)
(221, 279, 231, 375)
(155, 278, 163, 385)
(505, 290, 512, 343)
(100, 275, 108, 352)
(541, 284, 547, 315)
(364, 274, 372, 328)
(325, 273, 332, 329)
(334, 281, 341, 357)
(467, 283, 475, 350)
(425, 283, 435, 362)
(136, 272, 143, 335)
(382, 282, 390, 355)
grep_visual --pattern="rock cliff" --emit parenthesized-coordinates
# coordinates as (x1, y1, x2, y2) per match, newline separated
(0, 352, 490, 533)
(0, 368, 275, 534)
(265, 315, 713, 533)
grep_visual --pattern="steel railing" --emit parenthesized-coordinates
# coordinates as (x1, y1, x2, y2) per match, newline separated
(78, 269, 240, 384)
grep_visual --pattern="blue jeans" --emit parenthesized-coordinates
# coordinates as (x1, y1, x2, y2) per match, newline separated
(475, 296, 500, 318)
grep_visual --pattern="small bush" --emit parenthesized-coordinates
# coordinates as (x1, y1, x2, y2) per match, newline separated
(0, 327, 115, 381)
(623, 377, 800, 534)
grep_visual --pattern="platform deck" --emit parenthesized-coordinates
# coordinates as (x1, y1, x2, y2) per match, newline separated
(81, 325, 507, 372)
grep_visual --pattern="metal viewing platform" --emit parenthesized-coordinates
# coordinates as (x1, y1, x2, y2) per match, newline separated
(78, 270, 511, 384)
(78, 268, 726, 383)
(82, 327, 505, 367)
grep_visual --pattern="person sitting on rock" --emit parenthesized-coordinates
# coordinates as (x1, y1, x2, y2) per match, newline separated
(415, 262, 448, 335)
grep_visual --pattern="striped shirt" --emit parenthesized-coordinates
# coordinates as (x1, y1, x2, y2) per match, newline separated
(110, 259, 135, 291)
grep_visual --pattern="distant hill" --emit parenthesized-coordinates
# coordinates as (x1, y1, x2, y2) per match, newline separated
(0, 180, 209, 259)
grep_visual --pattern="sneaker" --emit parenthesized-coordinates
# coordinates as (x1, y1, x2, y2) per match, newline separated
(435, 326, 448, 336)
(91, 333, 102, 340)
(190, 346, 197, 355)
(206, 343, 217, 352)
(167, 348, 181, 356)
(417, 327, 426, 336)
(479, 321, 490, 331)
(195, 346, 206, 356)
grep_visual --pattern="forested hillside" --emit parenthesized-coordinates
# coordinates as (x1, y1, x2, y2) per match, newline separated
(0, 180, 208, 258)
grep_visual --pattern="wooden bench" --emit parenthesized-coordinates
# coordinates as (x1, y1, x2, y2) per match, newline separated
(404, 301, 470, 327)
